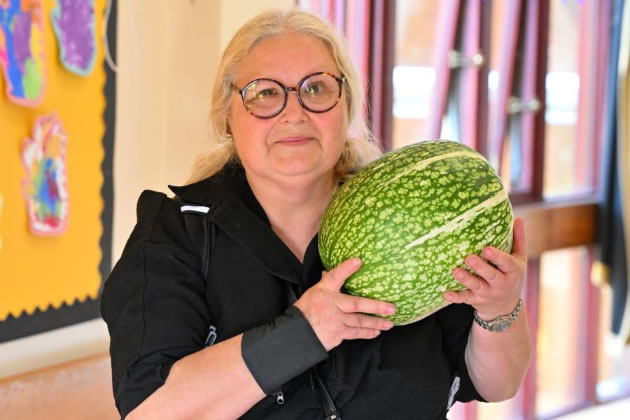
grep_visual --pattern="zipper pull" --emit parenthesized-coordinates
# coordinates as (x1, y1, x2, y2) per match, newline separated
(204, 325, 217, 347)
(447, 376, 460, 411)
(274, 391, 285, 405)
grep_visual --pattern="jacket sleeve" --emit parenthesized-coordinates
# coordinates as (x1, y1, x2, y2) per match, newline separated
(436, 303, 486, 403)
(100, 190, 210, 418)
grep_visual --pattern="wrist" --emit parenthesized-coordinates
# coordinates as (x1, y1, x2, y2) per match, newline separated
(241, 305, 328, 395)
(474, 297, 522, 321)
(474, 298, 523, 332)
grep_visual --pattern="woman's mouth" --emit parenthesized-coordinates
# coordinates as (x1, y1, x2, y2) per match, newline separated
(276, 136, 313, 145)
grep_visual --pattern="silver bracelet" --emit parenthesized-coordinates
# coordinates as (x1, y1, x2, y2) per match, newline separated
(473, 298, 523, 332)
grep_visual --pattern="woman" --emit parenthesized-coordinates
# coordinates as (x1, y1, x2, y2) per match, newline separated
(101, 9, 531, 420)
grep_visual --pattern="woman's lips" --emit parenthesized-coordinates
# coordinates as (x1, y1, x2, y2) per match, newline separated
(276, 136, 313, 145)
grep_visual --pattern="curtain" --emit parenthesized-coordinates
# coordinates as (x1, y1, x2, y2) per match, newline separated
(593, 0, 630, 344)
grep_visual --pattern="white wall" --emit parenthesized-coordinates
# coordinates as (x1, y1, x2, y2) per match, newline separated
(112, 0, 293, 263)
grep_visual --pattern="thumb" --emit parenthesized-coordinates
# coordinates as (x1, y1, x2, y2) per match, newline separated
(321, 257, 362, 291)
(511, 217, 527, 257)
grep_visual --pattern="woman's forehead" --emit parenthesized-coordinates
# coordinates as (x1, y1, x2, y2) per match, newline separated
(236, 33, 339, 84)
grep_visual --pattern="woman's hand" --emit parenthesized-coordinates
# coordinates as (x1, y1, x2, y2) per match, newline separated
(444, 217, 531, 401)
(444, 217, 527, 319)
(295, 258, 396, 351)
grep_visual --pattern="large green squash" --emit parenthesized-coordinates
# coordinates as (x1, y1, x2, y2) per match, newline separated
(319, 140, 513, 325)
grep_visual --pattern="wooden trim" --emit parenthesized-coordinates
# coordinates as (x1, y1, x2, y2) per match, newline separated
(489, 0, 522, 171)
(474, 0, 491, 157)
(368, 0, 385, 147)
(519, 0, 543, 194)
(426, 0, 461, 139)
(368, 0, 395, 150)
(509, 190, 545, 206)
(581, 248, 600, 404)
(491, 0, 548, 202)
(593, 0, 612, 191)
(0, 353, 118, 420)
(345, 0, 371, 109)
(508, 0, 549, 201)
(531, 0, 549, 201)
(521, 259, 541, 419)
(514, 201, 597, 258)
(457, 0, 483, 149)
(512, 200, 597, 417)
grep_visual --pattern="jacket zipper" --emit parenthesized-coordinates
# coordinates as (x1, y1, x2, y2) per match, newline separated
(204, 325, 217, 347)
(273, 391, 285, 405)
(270, 285, 297, 407)
(287, 283, 339, 417)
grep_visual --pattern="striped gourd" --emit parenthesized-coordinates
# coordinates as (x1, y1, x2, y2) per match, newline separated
(319, 140, 513, 325)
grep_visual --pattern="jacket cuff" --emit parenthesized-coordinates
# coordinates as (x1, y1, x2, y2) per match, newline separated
(241, 305, 328, 394)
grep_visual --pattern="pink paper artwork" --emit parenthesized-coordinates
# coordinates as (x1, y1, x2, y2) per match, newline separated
(22, 114, 69, 235)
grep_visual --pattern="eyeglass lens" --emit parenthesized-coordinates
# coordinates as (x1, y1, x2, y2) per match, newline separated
(242, 73, 341, 118)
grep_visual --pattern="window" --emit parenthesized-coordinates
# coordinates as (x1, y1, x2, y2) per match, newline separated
(391, 0, 441, 149)
(543, 0, 604, 199)
(298, 1, 626, 418)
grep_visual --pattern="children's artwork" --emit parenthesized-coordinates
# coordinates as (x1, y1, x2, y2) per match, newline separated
(51, 0, 96, 76)
(0, 0, 114, 342)
(0, 0, 46, 106)
(21, 114, 69, 236)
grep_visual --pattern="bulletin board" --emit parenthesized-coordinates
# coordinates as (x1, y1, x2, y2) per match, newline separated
(0, 0, 115, 342)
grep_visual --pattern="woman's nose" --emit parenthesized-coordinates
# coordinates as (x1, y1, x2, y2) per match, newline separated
(280, 89, 308, 122)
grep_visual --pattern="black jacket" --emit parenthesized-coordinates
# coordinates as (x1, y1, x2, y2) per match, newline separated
(101, 163, 483, 419)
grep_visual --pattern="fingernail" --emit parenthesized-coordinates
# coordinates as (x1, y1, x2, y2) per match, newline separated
(483, 247, 494, 257)
(384, 321, 394, 329)
(386, 305, 396, 315)
(454, 269, 464, 280)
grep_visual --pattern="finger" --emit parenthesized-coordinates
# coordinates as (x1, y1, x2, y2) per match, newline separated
(337, 294, 396, 316)
(344, 313, 394, 330)
(466, 254, 511, 283)
(453, 267, 488, 292)
(346, 327, 382, 341)
(321, 258, 362, 291)
(479, 246, 519, 276)
(511, 217, 527, 257)
(444, 289, 477, 305)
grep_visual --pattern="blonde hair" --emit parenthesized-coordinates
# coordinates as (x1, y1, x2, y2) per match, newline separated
(187, 8, 382, 184)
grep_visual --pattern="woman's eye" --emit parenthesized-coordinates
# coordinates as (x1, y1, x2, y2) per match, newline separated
(257, 88, 278, 98)
(305, 83, 325, 96)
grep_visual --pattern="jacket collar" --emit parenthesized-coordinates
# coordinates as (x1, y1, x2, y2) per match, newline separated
(168, 163, 238, 208)
(168, 163, 304, 285)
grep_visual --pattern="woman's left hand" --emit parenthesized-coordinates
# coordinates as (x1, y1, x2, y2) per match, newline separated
(443, 217, 527, 320)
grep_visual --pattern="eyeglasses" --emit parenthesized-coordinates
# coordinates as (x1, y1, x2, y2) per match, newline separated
(232, 71, 345, 119)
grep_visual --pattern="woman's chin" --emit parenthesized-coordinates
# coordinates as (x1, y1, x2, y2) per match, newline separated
(271, 160, 333, 180)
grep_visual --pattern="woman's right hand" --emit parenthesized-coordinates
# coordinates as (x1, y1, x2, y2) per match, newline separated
(294, 258, 396, 351)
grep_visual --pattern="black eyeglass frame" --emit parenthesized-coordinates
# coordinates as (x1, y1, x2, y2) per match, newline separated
(231, 71, 346, 119)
